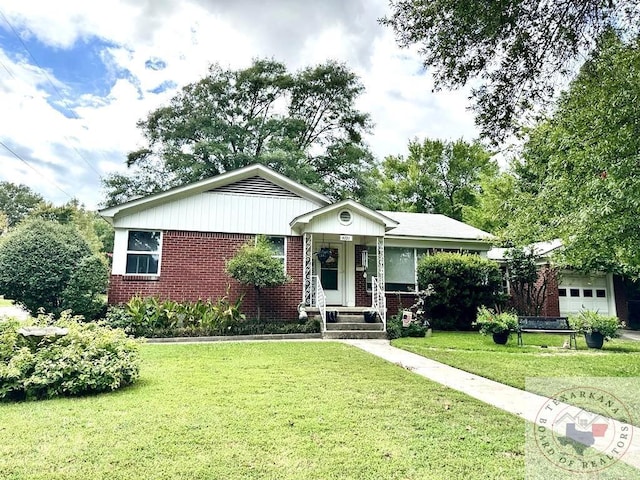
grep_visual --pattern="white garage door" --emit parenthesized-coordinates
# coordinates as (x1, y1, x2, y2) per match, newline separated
(558, 274, 610, 316)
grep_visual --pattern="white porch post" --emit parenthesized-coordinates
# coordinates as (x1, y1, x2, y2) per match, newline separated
(376, 237, 386, 324)
(303, 232, 313, 305)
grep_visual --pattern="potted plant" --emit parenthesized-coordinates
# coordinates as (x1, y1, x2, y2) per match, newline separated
(569, 310, 623, 349)
(474, 306, 518, 344)
(364, 309, 378, 323)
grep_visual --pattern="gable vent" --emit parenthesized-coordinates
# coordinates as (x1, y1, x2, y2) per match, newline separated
(209, 176, 300, 198)
(339, 210, 353, 225)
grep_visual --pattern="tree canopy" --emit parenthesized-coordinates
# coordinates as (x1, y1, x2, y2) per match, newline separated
(103, 59, 376, 207)
(0, 182, 43, 227)
(0, 219, 108, 316)
(505, 31, 640, 275)
(378, 138, 496, 220)
(381, 0, 640, 142)
(226, 236, 290, 321)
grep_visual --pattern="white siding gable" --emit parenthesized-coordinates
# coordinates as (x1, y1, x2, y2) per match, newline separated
(113, 191, 321, 236)
(304, 209, 386, 236)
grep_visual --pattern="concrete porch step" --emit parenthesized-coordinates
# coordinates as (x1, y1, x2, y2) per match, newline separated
(325, 322, 384, 331)
(323, 330, 388, 340)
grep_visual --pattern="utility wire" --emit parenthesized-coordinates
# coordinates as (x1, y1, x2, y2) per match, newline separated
(0, 140, 76, 200)
(0, 9, 104, 180)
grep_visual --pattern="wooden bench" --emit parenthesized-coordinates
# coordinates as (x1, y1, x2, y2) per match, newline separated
(517, 316, 577, 349)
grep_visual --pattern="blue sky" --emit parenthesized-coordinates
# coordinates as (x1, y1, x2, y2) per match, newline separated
(0, 1, 478, 209)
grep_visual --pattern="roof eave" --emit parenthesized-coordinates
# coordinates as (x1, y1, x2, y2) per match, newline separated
(99, 164, 331, 220)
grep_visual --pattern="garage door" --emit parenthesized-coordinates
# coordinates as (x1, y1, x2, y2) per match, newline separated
(558, 274, 609, 316)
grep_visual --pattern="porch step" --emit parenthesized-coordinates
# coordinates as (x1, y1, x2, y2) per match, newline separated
(323, 330, 388, 340)
(325, 322, 384, 331)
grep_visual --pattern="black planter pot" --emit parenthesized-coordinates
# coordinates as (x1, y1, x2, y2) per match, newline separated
(364, 311, 378, 323)
(492, 331, 510, 345)
(585, 332, 605, 349)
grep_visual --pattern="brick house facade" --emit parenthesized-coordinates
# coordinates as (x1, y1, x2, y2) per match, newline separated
(100, 164, 497, 330)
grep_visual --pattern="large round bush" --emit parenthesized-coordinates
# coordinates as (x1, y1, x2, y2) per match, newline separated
(0, 219, 108, 317)
(0, 313, 141, 401)
(418, 252, 504, 330)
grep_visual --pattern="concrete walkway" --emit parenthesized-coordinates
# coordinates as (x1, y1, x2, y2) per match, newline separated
(621, 330, 640, 342)
(343, 339, 640, 471)
(0, 305, 29, 320)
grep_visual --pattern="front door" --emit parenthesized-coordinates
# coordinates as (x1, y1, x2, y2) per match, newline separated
(317, 243, 344, 305)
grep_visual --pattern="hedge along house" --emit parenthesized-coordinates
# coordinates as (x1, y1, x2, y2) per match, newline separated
(100, 164, 494, 338)
(487, 240, 620, 320)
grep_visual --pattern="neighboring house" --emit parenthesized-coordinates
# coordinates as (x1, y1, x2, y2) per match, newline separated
(100, 164, 493, 336)
(488, 240, 620, 319)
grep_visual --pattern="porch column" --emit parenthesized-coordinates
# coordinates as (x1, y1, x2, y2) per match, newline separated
(376, 236, 385, 298)
(376, 237, 387, 325)
(303, 232, 313, 305)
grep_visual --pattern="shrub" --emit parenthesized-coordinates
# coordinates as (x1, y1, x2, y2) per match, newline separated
(569, 310, 623, 341)
(417, 252, 504, 330)
(105, 296, 320, 338)
(386, 311, 428, 340)
(0, 312, 140, 401)
(0, 219, 108, 317)
(105, 295, 247, 337)
(61, 254, 109, 320)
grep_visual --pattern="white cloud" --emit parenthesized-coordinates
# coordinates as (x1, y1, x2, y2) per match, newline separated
(0, 0, 479, 209)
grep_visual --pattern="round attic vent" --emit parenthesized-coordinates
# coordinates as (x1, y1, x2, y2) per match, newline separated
(339, 209, 352, 225)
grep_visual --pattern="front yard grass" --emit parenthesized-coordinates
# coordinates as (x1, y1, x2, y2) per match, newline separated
(0, 297, 13, 307)
(1, 341, 525, 480)
(393, 332, 640, 391)
(393, 332, 640, 422)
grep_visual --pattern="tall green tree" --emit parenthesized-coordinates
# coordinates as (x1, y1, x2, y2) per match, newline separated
(462, 171, 517, 235)
(0, 182, 43, 227)
(379, 138, 496, 220)
(507, 31, 640, 275)
(103, 59, 375, 206)
(381, 1, 640, 142)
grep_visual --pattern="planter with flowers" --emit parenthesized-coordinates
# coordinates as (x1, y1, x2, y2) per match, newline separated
(475, 306, 518, 344)
(569, 310, 623, 349)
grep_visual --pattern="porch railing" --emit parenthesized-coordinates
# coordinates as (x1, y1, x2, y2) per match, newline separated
(371, 276, 386, 331)
(312, 275, 327, 332)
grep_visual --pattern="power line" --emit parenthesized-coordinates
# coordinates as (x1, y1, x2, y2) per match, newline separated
(0, 139, 76, 201)
(0, 9, 104, 180)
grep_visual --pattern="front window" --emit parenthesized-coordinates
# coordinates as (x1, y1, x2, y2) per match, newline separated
(366, 246, 429, 293)
(126, 231, 161, 274)
(265, 236, 286, 270)
(385, 247, 416, 292)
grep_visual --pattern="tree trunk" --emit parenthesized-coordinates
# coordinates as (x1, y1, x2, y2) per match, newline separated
(255, 286, 261, 322)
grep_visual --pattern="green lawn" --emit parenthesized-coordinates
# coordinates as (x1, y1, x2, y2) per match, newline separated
(1, 341, 525, 479)
(0, 297, 13, 307)
(393, 332, 640, 422)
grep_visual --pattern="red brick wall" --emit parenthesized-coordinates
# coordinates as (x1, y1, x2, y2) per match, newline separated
(108, 231, 303, 321)
(539, 266, 560, 316)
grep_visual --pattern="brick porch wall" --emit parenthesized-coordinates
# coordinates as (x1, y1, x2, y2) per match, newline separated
(108, 231, 303, 321)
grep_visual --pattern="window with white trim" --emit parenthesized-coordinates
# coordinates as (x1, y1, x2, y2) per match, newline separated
(265, 236, 286, 271)
(126, 231, 161, 275)
(366, 246, 429, 293)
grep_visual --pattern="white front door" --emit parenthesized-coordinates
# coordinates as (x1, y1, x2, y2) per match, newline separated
(317, 243, 344, 305)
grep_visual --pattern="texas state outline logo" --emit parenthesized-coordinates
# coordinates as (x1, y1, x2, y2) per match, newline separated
(533, 386, 633, 474)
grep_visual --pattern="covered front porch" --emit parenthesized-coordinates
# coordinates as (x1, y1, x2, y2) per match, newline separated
(289, 199, 399, 334)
